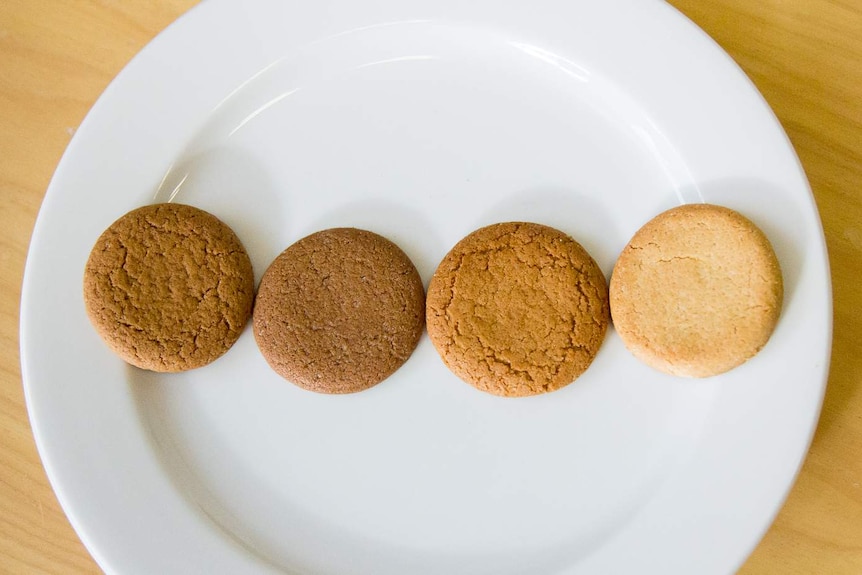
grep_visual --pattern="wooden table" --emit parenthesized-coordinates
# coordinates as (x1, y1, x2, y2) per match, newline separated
(2, 1, 860, 573)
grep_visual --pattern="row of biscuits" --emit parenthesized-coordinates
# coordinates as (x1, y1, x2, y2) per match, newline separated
(83, 202, 782, 396)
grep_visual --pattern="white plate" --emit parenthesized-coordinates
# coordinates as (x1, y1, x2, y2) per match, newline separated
(21, 1, 831, 574)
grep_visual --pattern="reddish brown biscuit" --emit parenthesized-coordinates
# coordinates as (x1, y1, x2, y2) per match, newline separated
(609, 203, 783, 377)
(426, 222, 609, 397)
(253, 228, 425, 394)
(83, 203, 255, 372)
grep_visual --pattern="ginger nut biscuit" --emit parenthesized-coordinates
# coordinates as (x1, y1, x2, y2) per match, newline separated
(253, 228, 425, 394)
(426, 222, 609, 397)
(83, 203, 255, 372)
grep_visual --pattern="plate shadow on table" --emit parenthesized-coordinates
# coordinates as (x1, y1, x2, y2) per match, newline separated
(807, 208, 861, 447)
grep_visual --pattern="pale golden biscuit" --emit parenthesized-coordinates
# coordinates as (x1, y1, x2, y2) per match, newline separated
(83, 203, 255, 372)
(609, 203, 783, 377)
(426, 222, 609, 397)
(253, 228, 425, 394)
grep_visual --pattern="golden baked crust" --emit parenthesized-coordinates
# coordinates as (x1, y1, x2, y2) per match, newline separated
(426, 222, 609, 397)
(253, 228, 425, 394)
(609, 203, 783, 377)
(83, 203, 255, 372)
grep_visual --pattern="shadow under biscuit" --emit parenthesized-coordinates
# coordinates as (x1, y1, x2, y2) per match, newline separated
(154, 146, 290, 286)
(302, 198, 444, 286)
(474, 186, 622, 280)
(692, 177, 807, 312)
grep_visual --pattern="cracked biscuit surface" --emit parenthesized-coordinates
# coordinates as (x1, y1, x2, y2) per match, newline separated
(253, 228, 425, 394)
(426, 222, 609, 397)
(83, 203, 255, 372)
(609, 203, 783, 377)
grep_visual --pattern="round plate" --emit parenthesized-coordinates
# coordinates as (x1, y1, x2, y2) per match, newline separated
(21, 1, 832, 574)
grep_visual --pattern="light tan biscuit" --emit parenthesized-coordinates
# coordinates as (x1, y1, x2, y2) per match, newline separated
(609, 203, 783, 377)
(426, 222, 609, 397)
(253, 228, 425, 394)
(83, 203, 255, 372)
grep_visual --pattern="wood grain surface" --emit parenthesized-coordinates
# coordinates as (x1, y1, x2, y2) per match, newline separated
(1, 1, 860, 573)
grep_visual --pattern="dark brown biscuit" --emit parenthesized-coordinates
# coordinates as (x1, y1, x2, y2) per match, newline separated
(426, 222, 609, 397)
(609, 203, 783, 377)
(83, 203, 255, 372)
(253, 228, 425, 394)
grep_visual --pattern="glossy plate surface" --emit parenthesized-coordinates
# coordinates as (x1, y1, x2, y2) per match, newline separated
(21, 1, 831, 574)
